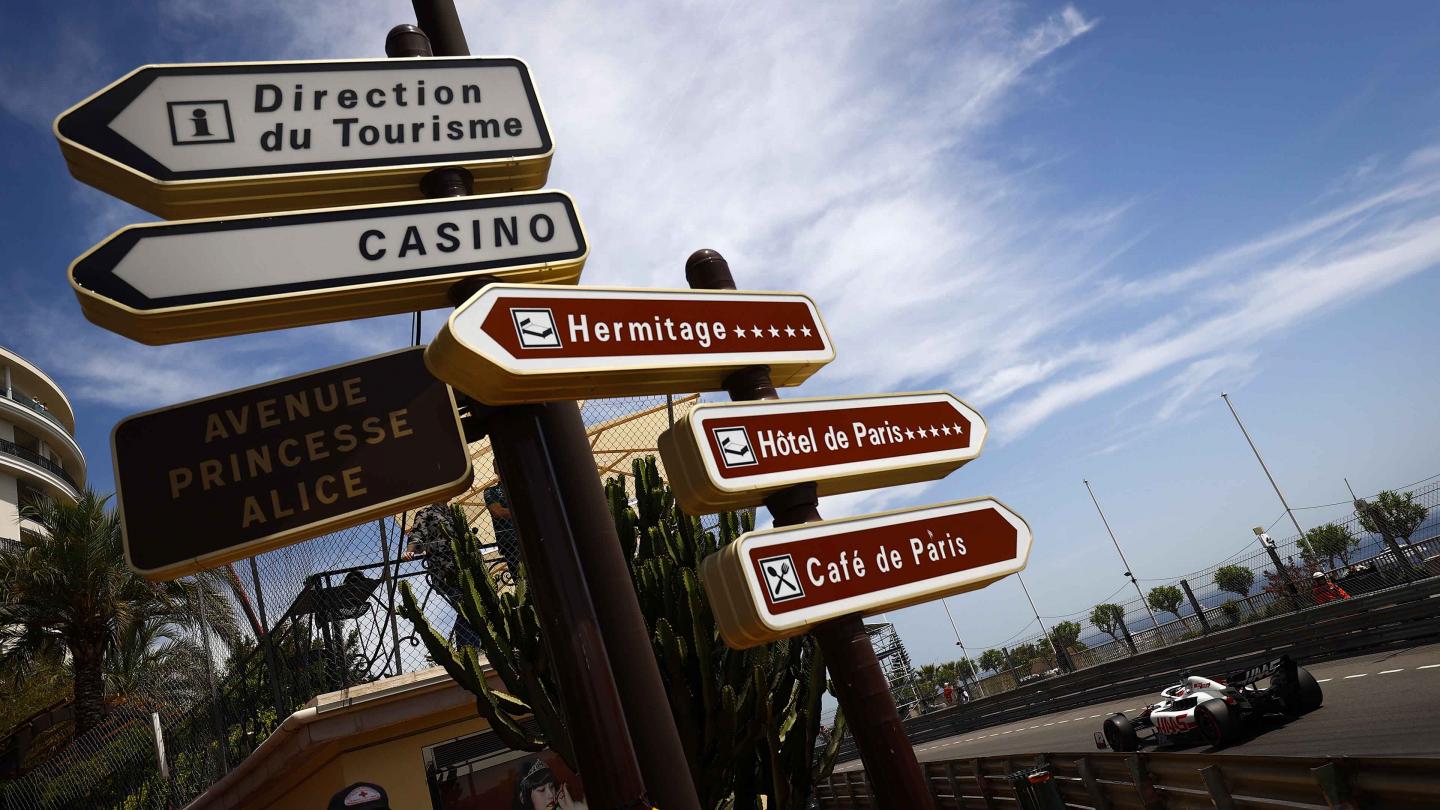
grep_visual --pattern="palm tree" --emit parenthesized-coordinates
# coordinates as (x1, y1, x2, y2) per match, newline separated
(0, 490, 235, 734)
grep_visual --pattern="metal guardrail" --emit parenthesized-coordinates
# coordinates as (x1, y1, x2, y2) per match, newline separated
(839, 574, 1440, 760)
(0, 438, 77, 490)
(815, 751, 1440, 809)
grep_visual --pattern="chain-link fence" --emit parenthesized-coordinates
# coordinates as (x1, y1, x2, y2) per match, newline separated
(912, 481, 1440, 708)
(7, 394, 1438, 807)
(2, 393, 702, 810)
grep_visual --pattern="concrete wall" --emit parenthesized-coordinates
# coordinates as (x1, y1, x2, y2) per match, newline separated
(185, 667, 502, 810)
(1, 414, 17, 541)
(0, 472, 18, 542)
(264, 713, 493, 809)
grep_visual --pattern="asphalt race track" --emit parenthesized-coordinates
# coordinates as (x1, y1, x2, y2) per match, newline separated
(836, 640, 1440, 772)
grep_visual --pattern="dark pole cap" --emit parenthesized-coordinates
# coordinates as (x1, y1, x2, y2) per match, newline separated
(686, 248, 736, 290)
(386, 24, 432, 57)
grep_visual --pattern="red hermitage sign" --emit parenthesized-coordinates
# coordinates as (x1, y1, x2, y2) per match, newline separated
(426, 283, 834, 403)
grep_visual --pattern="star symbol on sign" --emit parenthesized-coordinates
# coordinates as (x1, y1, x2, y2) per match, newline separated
(752, 326, 764, 338)
(784, 325, 796, 337)
(927, 425, 939, 437)
(952, 423, 965, 435)
(735, 325, 746, 338)
(904, 427, 916, 440)
(768, 325, 781, 337)
(800, 324, 813, 337)
(940, 424, 952, 436)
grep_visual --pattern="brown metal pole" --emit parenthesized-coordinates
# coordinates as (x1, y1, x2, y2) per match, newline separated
(528, 401, 704, 810)
(394, 8, 661, 807)
(402, 3, 699, 805)
(486, 405, 652, 810)
(687, 249, 936, 809)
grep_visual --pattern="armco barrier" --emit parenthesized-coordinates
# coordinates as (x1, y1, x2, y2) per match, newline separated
(815, 751, 1440, 809)
(839, 575, 1440, 760)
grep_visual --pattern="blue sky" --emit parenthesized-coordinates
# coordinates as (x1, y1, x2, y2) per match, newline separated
(3, 1, 1439, 669)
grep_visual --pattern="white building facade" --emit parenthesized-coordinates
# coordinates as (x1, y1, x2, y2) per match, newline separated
(0, 347, 86, 543)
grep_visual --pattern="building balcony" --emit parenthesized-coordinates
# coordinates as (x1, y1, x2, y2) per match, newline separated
(0, 438, 79, 504)
(0, 387, 67, 434)
(0, 390, 86, 482)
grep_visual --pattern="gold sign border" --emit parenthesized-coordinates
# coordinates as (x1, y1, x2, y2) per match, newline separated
(427, 284, 836, 405)
(54, 56, 555, 220)
(69, 191, 588, 345)
(111, 347, 474, 580)
(659, 391, 989, 514)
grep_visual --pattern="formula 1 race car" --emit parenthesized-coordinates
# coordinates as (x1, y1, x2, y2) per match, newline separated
(1099, 655, 1322, 751)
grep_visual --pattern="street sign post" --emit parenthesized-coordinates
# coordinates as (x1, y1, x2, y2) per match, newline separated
(426, 283, 834, 403)
(684, 247, 961, 810)
(112, 347, 473, 579)
(702, 498, 1032, 648)
(70, 191, 586, 344)
(55, 57, 552, 218)
(659, 391, 987, 514)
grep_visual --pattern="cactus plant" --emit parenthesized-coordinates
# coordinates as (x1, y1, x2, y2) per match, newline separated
(398, 456, 843, 809)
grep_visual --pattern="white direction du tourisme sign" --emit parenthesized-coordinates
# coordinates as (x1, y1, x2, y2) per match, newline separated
(69, 191, 586, 344)
(55, 57, 552, 218)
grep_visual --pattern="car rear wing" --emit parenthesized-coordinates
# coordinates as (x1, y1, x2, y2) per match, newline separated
(1223, 654, 1298, 688)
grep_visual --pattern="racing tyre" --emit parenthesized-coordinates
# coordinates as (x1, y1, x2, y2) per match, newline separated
(1195, 699, 1240, 747)
(1295, 666, 1323, 713)
(1102, 713, 1139, 752)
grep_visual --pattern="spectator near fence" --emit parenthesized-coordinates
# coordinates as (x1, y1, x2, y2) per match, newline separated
(1310, 571, 1350, 604)
(486, 479, 523, 579)
(404, 503, 481, 648)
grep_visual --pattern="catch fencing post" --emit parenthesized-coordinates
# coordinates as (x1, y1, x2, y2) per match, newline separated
(1180, 579, 1210, 634)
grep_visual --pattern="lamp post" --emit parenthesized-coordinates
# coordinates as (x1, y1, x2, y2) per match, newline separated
(1084, 480, 1164, 636)
(1017, 574, 1072, 672)
(939, 598, 977, 690)
(1222, 393, 1306, 542)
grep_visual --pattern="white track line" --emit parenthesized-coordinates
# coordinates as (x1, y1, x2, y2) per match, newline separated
(1419, 664, 1440, 670)
(1379, 669, 1404, 674)
(1317, 678, 1332, 683)
(1344, 674, 1367, 679)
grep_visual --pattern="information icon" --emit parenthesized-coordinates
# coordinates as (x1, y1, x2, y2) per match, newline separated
(166, 100, 235, 146)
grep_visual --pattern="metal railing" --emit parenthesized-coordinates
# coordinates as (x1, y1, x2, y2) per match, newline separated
(815, 751, 1440, 809)
(0, 438, 77, 490)
(898, 486, 1440, 713)
(839, 572, 1440, 762)
(0, 389, 69, 435)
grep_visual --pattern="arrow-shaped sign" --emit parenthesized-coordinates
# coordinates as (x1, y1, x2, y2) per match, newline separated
(660, 392, 987, 514)
(702, 498, 1032, 648)
(55, 57, 552, 218)
(426, 284, 835, 404)
(69, 191, 586, 345)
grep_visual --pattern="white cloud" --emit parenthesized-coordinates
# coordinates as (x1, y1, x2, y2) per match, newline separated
(998, 194, 1440, 436)
(22, 0, 1439, 451)
(22, 0, 1103, 416)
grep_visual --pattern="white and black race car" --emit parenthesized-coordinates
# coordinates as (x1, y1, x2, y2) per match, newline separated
(1099, 655, 1323, 751)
